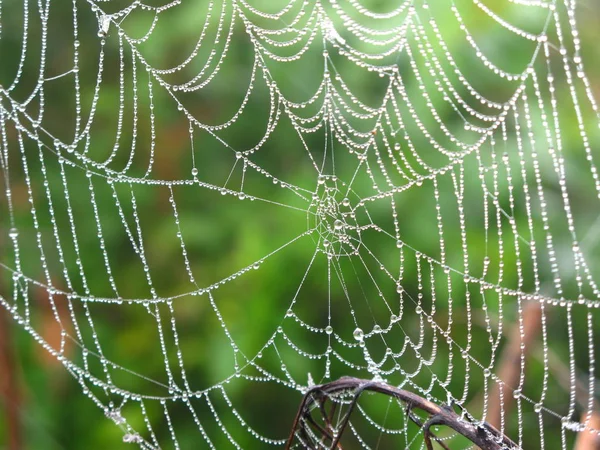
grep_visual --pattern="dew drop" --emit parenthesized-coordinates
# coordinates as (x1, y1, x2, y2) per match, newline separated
(123, 433, 140, 444)
(353, 327, 364, 341)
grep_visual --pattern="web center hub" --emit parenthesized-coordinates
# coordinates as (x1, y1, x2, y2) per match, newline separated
(307, 175, 363, 258)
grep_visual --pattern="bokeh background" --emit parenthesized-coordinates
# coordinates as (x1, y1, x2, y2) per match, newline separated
(1, 0, 600, 448)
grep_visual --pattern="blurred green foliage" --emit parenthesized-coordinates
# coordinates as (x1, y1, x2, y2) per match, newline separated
(1, 0, 600, 449)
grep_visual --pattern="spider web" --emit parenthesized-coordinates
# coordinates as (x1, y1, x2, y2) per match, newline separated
(1, 0, 600, 448)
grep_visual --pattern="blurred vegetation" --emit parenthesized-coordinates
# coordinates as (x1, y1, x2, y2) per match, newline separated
(1, 0, 600, 449)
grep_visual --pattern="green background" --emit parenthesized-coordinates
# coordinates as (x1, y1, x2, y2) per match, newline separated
(1, 0, 600, 448)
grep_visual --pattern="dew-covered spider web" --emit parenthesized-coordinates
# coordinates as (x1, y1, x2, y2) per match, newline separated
(1, 0, 600, 448)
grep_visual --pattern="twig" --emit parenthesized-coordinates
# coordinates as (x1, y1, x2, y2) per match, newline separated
(286, 376, 518, 449)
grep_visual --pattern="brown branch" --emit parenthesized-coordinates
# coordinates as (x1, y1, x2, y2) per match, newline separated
(488, 301, 542, 430)
(575, 411, 600, 450)
(0, 306, 22, 450)
(286, 376, 518, 450)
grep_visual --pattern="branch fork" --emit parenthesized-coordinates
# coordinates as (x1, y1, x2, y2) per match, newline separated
(286, 376, 518, 450)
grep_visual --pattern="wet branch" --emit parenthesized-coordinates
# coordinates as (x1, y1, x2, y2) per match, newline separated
(286, 376, 518, 450)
